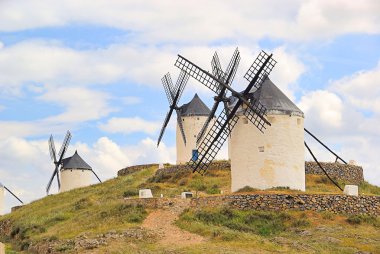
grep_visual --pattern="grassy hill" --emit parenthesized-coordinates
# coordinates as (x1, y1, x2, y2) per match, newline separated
(0, 162, 379, 253)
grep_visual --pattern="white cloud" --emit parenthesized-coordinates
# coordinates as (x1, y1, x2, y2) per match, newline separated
(0, 1, 378, 42)
(0, 135, 175, 212)
(99, 117, 161, 135)
(330, 61, 380, 113)
(121, 96, 141, 105)
(38, 87, 115, 123)
(298, 60, 380, 186)
(298, 90, 343, 129)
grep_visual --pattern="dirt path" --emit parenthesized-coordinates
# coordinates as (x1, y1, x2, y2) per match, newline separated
(142, 199, 205, 246)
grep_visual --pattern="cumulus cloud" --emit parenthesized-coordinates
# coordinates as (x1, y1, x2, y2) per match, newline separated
(330, 61, 380, 113)
(0, 1, 378, 42)
(39, 87, 115, 123)
(298, 60, 380, 186)
(0, 135, 175, 212)
(298, 90, 343, 129)
(99, 117, 161, 135)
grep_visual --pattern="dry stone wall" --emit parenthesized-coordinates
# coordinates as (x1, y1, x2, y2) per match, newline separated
(123, 194, 379, 216)
(118, 161, 364, 185)
(305, 161, 364, 184)
(190, 194, 379, 216)
(117, 164, 158, 176)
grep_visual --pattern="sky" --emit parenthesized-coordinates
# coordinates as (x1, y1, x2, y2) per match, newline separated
(0, 0, 379, 212)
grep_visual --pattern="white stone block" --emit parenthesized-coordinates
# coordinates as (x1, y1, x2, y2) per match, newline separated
(158, 163, 164, 169)
(349, 160, 357, 165)
(0, 242, 4, 254)
(343, 185, 358, 196)
(139, 189, 153, 198)
(181, 192, 193, 199)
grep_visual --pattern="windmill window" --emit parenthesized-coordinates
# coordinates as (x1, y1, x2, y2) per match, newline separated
(297, 118, 301, 125)
(197, 117, 199, 120)
(258, 146, 264, 152)
(243, 118, 248, 124)
(192, 149, 199, 161)
(194, 135, 196, 138)
(183, 118, 185, 122)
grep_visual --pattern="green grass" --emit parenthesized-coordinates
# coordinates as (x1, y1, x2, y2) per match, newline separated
(176, 207, 380, 254)
(177, 207, 309, 238)
(0, 162, 379, 253)
(0, 165, 157, 251)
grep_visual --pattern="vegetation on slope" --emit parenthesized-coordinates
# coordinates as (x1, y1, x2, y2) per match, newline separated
(0, 161, 379, 253)
(176, 207, 380, 253)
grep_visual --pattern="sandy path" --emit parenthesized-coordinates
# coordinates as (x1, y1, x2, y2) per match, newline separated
(142, 199, 205, 246)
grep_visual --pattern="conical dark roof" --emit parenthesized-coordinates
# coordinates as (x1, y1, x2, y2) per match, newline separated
(179, 93, 211, 116)
(251, 77, 304, 117)
(62, 151, 92, 170)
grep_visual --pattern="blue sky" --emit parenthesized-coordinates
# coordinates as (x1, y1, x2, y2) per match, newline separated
(0, 0, 379, 212)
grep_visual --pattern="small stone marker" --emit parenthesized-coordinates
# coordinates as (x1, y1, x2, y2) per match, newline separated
(158, 163, 164, 169)
(0, 242, 4, 254)
(343, 185, 358, 196)
(349, 160, 357, 165)
(181, 192, 193, 199)
(139, 189, 153, 198)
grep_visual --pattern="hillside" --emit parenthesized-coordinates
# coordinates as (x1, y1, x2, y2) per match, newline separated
(0, 162, 379, 254)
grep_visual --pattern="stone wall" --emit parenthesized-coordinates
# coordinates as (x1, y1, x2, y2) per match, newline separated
(305, 161, 364, 184)
(154, 160, 230, 176)
(117, 164, 158, 176)
(190, 194, 379, 216)
(123, 194, 379, 216)
(118, 161, 364, 186)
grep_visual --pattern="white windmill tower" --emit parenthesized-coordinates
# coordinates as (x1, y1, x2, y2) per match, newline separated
(157, 72, 212, 164)
(229, 77, 305, 191)
(46, 131, 101, 194)
(175, 48, 347, 193)
(175, 94, 211, 164)
(0, 182, 23, 215)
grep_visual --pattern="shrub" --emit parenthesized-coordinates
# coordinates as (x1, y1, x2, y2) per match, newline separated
(181, 208, 297, 237)
(73, 197, 93, 210)
(291, 218, 310, 228)
(123, 189, 138, 198)
(235, 186, 258, 193)
(347, 214, 379, 227)
(206, 184, 220, 194)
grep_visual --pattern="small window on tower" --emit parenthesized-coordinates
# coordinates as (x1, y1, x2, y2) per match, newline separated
(197, 117, 199, 120)
(183, 118, 185, 122)
(192, 149, 199, 161)
(258, 146, 264, 152)
(243, 118, 248, 124)
(297, 118, 301, 125)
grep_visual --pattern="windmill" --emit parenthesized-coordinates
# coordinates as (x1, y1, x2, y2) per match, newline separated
(47, 131, 101, 194)
(196, 48, 241, 145)
(157, 71, 189, 148)
(175, 48, 348, 193)
(0, 182, 23, 214)
(175, 50, 276, 175)
(47, 130, 71, 194)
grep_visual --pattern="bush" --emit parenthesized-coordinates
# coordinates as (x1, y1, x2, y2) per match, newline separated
(206, 184, 220, 194)
(235, 186, 258, 193)
(180, 207, 298, 237)
(347, 214, 379, 227)
(123, 189, 138, 198)
(291, 218, 310, 228)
